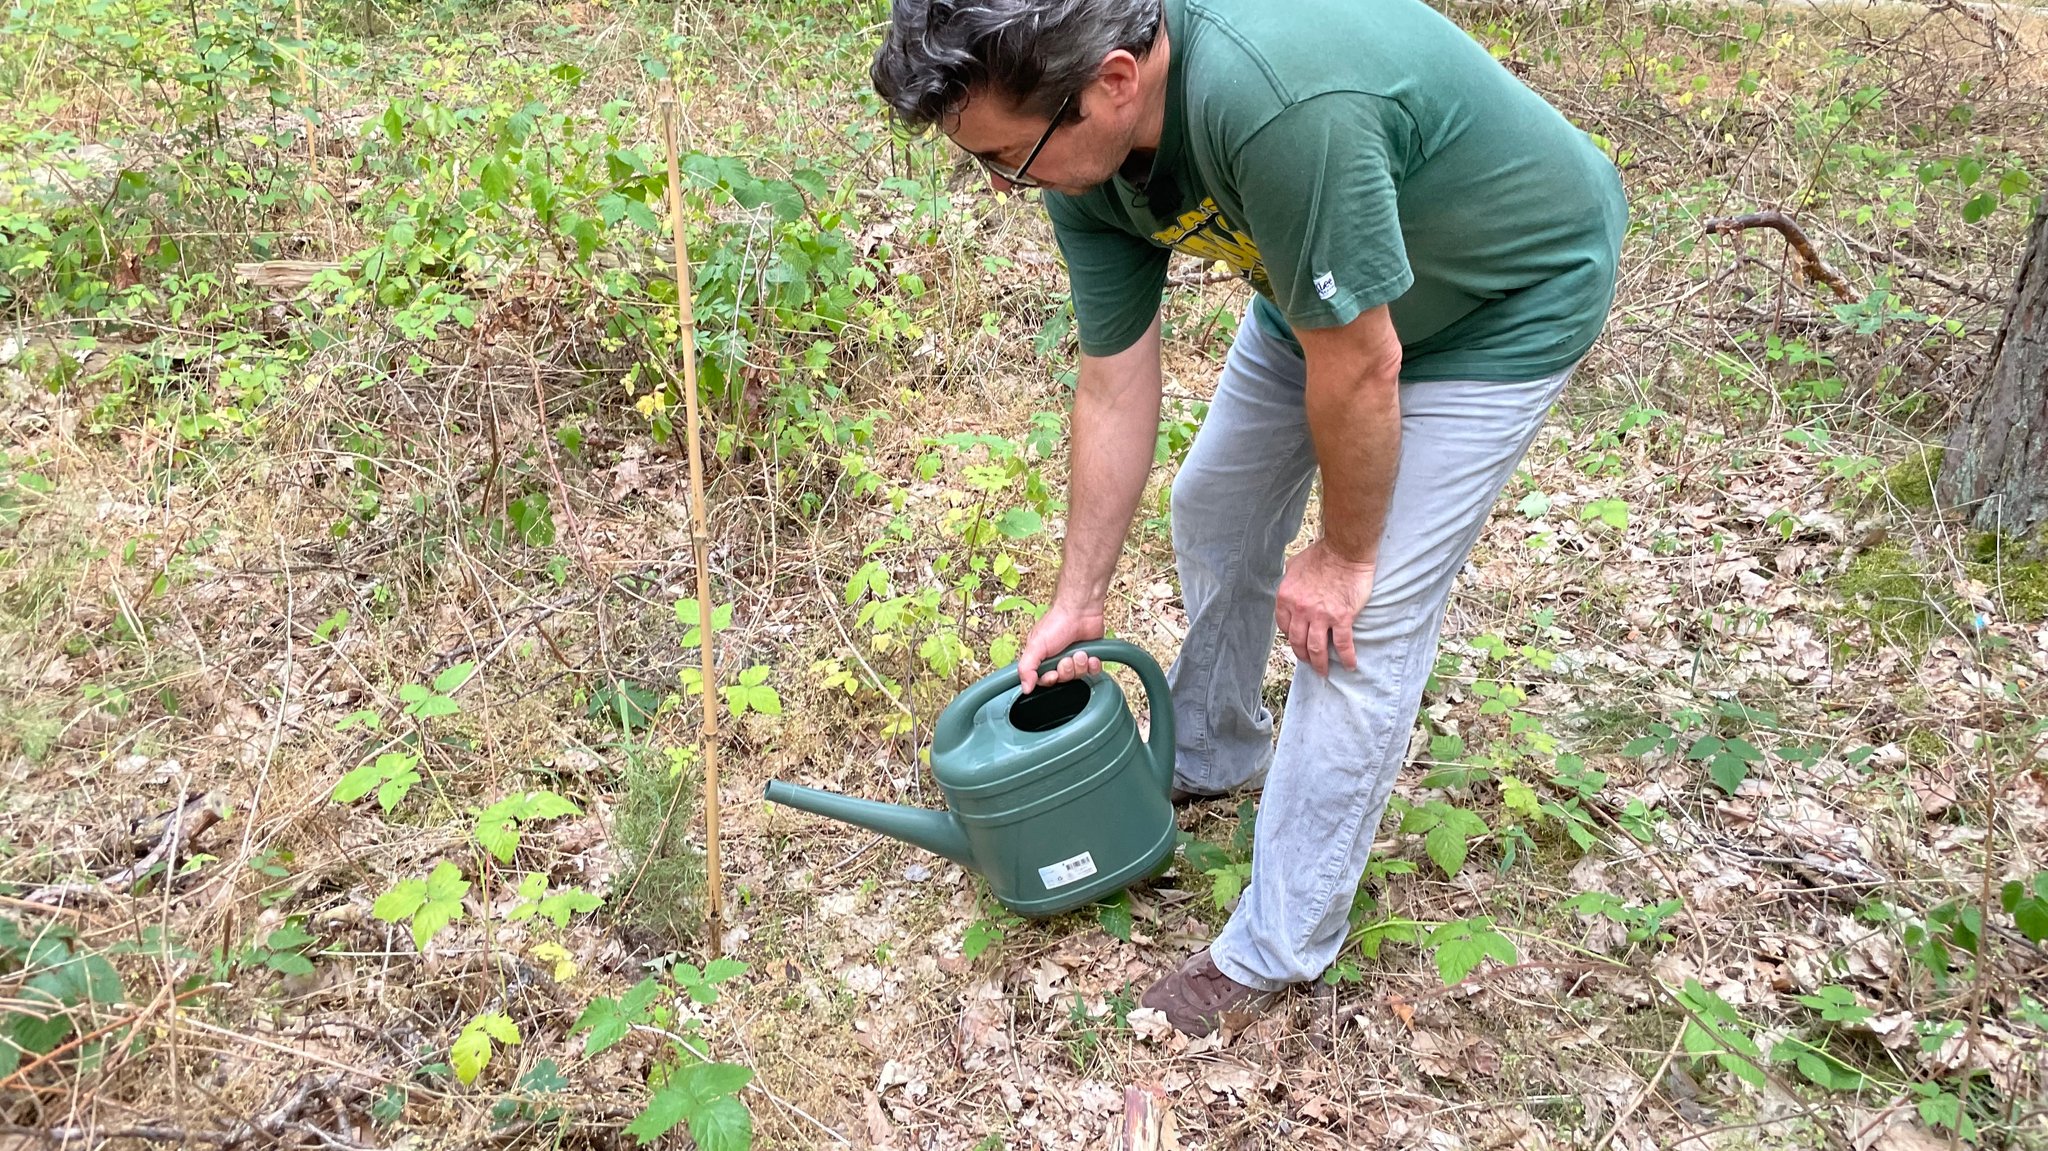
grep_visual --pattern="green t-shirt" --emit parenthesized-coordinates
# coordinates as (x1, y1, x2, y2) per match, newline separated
(1047, 0, 1629, 382)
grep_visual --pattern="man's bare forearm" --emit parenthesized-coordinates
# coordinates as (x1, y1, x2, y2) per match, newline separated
(1302, 332, 1401, 565)
(1054, 315, 1164, 608)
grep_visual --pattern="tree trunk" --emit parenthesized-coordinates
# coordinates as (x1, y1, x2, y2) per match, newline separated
(1937, 205, 2048, 540)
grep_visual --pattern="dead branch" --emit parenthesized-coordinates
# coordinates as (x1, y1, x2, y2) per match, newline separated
(22, 792, 223, 906)
(1837, 232, 2000, 304)
(1703, 210, 1862, 302)
(1112, 1082, 1174, 1151)
(1927, 0, 2012, 52)
(232, 260, 341, 292)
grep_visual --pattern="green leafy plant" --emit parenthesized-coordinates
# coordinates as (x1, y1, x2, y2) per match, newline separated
(401, 662, 474, 718)
(672, 958, 747, 1005)
(2001, 870, 2048, 944)
(1097, 892, 1134, 942)
(1063, 985, 1136, 1070)
(1904, 899, 1981, 990)
(0, 917, 126, 1077)
(235, 923, 319, 979)
(452, 1011, 519, 1086)
(1394, 799, 1491, 878)
(721, 666, 783, 718)
(1179, 799, 1260, 908)
(575, 978, 664, 1055)
(332, 751, 422, 812)
(1562, 892, 1683, 949)
(508, 873, 603, 928)
(1425, 916, 1518, 984)
(1688, 733, 1764, 794)
(964, 907, 1024, 961)
(674, 599, 733, 646)
(630, 1060, 753, 1149)
(1675, 978, 1767, 1089)
(1772, 1034, 1867, 1093)
(574, 966, 755, 1148)
(373, 861, 469, 951)
(1580, 497, 1629, 530)
(504, 493, 555, 547)
(474, 790, 581, 863)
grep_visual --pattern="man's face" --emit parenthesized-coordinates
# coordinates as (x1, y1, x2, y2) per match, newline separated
(946, 85, 1129, 197)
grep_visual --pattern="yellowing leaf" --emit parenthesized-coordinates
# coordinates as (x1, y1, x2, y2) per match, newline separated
(533, 941, 577, 983)
(1500, 774, 1542, 821)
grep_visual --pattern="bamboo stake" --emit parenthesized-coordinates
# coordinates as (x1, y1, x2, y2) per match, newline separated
(659, 96, 723, 959)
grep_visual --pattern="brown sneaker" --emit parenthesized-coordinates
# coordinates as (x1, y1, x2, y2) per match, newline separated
(1140, 950, 1278, 1035)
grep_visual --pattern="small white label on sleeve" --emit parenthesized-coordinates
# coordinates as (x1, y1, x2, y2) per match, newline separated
(1038, 851, 1098, 890)
(1314, 271, 1338, 300)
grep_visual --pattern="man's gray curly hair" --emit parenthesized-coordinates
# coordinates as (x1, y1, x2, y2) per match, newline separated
(871, 0, 1164, 130)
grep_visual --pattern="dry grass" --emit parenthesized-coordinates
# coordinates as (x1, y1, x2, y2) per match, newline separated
(3, 0, 2047, 1147)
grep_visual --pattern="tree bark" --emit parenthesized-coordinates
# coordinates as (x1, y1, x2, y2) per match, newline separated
(1937, 204, 2048, 540)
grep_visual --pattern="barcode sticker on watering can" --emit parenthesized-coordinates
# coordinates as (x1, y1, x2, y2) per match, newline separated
(1038, 851, 1098, 890)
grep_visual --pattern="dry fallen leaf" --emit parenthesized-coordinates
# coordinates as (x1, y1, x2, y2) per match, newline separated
(1200, 1062, 1259, 1098)
(863, 1089, 898, 1150)
(1865, 1119, 1949, 1151)
(955, 981, 1010, 1069)
(1127, 1006, 1176, 1044)
(1862, 1010, 1917, 1050)
(1031, 957, 1071, 1004)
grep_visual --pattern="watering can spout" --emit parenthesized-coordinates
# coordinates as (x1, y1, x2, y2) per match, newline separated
(764, 780, 975, 868)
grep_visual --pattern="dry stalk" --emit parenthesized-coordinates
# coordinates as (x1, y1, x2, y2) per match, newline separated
(1954, 732, 2008, 1151)
(293, 0, 315, 173)
(0, 1125, 230, 1145)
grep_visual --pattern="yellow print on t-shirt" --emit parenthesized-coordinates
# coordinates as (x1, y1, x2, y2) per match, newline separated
(1151, 198, 1270, 295)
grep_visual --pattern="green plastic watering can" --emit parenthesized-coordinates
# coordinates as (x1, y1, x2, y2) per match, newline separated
(764, 640, 1176, 917)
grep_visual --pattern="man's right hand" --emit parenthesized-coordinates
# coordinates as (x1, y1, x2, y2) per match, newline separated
(1017, 600, 1107, 693)
(1016, 312, 1163, 695)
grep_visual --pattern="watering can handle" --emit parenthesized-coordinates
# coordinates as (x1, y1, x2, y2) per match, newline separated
(933, 640, 1177, 794)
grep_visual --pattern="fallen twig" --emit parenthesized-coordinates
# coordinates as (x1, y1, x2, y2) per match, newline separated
(1166, 268, 1243, 288)
(0, 1125, 231, 1145)
(1703, 210, 1862, 301)
(1837, 232, 1999, 304)
(1590, 1023, 1688, 1151)
(22, 791, 223, 906)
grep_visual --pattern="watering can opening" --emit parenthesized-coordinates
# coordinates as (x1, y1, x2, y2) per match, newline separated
(1007, 677, 1091, 733)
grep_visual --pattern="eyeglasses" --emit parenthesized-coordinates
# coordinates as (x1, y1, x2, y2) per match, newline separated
(971, 91, 1073, 189)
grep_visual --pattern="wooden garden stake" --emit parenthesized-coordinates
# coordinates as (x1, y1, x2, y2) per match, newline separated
(660, 96, 723, 959)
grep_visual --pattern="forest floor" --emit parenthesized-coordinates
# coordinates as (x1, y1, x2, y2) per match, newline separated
(4, 0, 2048, 1148)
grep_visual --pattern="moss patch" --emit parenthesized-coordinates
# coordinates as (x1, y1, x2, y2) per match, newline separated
(1966, 533, 2048, 621)
(1904, 727, 1949, 766)
(1877, 446, 1943, 511)
(1833, 545, 1953, 642)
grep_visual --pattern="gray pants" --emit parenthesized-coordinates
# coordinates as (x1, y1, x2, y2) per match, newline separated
(1168, 313, 1574, 990)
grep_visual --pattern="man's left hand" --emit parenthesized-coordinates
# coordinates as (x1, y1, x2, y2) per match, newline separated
(1275, 540, 1376, 676)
